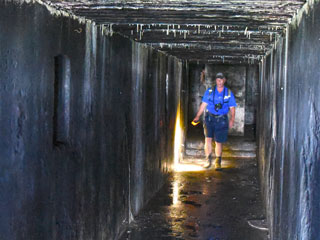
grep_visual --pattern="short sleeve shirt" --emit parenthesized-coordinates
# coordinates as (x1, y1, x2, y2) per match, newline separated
(202, 86, 237, 115)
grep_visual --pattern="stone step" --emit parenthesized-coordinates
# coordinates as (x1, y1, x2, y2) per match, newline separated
(185, 139, 256, 151)
(185, 126, 257, 159)
(185, 148, 256, 158)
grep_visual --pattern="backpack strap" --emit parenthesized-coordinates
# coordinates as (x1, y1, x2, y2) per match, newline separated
(210, 86, 231, 102)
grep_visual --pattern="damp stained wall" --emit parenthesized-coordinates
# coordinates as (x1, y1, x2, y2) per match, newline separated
(0, 1, 187, 239)
(245, 65, 259, 125)
(187, 64, 204, 124)
(257, 1, 320, 239)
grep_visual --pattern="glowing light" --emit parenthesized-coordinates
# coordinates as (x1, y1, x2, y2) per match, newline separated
(191, 120, 200, 126)
(173, 104, 204, 172)
(174, 104, 182, 167)
(174, 163, 204, 172)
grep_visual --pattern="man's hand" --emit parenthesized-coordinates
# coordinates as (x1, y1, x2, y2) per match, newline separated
(193, 116, 200, 123)
(192, 116, 200, 126)
(192, 102, 208, 126)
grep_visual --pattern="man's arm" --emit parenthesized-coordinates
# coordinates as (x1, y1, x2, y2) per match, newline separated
(193, 102, 208, 122)
(229, 107, 235, 129)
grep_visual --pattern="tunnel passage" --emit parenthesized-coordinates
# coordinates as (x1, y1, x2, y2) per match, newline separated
(1, 0, 320, 240)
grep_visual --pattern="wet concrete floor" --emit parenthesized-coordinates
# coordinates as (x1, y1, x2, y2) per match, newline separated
(120, 158, 269, 240)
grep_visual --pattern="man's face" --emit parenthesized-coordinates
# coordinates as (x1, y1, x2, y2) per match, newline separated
(216, 77, 226, 88)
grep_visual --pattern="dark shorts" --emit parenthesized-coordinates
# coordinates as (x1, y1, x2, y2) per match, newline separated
(204, 114, 229, 143)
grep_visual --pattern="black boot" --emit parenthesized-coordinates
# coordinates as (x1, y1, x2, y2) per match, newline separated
(215, 156, 222, 171)
(203, 154, 212, 169)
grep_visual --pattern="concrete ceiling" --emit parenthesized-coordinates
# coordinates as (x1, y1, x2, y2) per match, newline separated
(43, 0, 305, 64)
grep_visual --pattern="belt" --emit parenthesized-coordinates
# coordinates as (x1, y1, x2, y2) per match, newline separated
(206, 112, 227, 118)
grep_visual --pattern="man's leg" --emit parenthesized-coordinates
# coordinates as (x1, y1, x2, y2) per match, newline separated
(214, 141, 222, 170)
(203, 137, 213, 168)
(205, 137, 213, 157)
(215, 141, 222, 157)
(214, 116, 228, 170)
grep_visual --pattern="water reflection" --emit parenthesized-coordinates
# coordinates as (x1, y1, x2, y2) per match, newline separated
(120, 157, 266, 240)
(169, 172, 187, 238)
(173, 181, 179, 205)
(169, 171, 204, 239)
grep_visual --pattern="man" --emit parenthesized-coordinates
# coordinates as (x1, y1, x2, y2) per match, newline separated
(192, 72, 237, 170)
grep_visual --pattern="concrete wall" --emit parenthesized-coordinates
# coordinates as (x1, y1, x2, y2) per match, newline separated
(188, 63, 246, 136)
(187, 64, 204, 124)
(0, 2, 187, 239)
(245, 65, 259, 125)
(257, 1, 320, 239)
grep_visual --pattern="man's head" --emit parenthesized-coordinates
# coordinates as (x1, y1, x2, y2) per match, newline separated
(215, 72, 226, 87)
(215, 72, 225, 79)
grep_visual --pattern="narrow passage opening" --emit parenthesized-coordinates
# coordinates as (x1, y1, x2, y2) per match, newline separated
(121, 62, 266, 240)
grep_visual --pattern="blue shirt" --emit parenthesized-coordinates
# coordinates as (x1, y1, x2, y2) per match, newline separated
(202, 86, 237, 115)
